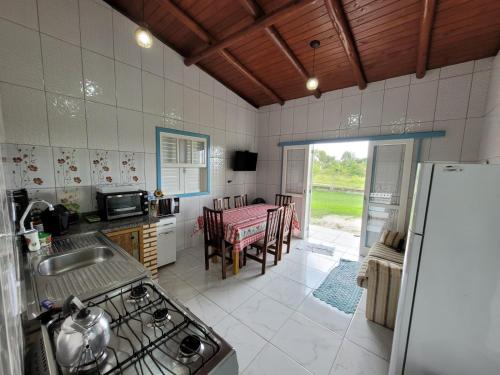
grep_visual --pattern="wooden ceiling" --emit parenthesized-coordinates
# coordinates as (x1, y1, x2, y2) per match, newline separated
(105, 0, 500, 108)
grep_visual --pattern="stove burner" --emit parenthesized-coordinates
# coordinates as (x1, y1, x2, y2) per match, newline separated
(45, 282, 226, 375)
(128, 285, 148, 302)
(73, 349, 108, 373)
(153, 308, 171, 324)
(179, 335, 202, 358)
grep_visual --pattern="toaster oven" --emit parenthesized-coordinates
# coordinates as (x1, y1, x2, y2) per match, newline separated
(96, 189, 148, 220)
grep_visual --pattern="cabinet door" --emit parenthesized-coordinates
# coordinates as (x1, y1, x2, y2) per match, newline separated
(106, 228, 142, 261)
(129, 230, 140, 260)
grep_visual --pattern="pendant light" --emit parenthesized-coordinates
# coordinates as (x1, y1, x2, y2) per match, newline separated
(306, 40, 320, 91)
(135, 0, 153, 49)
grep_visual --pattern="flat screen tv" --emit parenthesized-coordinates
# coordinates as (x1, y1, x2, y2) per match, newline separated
(233, 151, 258, 171)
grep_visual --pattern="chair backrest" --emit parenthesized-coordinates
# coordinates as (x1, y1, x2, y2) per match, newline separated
(264, 206, 284, 246)
(282, 202, 295, 235)
(234, 194, 248, 208)
(203, 207, 224, 243)
(275, 194, 292, 206)
(213, 197, 230, 210)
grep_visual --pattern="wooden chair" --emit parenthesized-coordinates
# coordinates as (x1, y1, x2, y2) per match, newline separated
(234, 194, 248, 208)
(279, 202, 295, 260)
(213, 197, 231, 210)
(243, 206, 284, 275)
(275, 194, 292, 206)
(203, 207, 233, 279)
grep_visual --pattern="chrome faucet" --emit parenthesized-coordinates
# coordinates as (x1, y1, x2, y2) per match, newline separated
(18, 200, 54, 234)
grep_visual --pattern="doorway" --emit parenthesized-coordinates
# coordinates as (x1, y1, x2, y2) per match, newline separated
(309, 142, 368, 254)
(281, 139, 414, 258)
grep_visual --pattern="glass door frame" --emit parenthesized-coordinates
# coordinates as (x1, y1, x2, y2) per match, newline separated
(281, 145, 313, 239)
(360, 139, 414, 255)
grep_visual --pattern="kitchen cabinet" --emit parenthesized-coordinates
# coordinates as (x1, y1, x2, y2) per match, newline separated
(105, 222, 158, 278)
(105, 227, 143, 262)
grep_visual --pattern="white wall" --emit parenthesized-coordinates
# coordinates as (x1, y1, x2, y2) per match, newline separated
(0, 0, 257, 251)
(479, 52, 500, 163)
(255, 58, 493, 203)
(0, 95, 24, 375)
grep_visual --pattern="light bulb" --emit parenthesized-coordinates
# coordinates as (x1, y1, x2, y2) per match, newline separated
(135, 27, 153, 48)
(306, 77, 319, 91)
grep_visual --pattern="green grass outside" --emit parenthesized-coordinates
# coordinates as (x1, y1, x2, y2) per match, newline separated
(312, 173, 365, 191)
(310, 190, 364, 218)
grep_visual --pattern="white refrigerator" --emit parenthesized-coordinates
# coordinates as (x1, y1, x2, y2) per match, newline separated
(390, 163, 500, 375)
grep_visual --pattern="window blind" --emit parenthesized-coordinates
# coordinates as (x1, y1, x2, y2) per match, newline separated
(157, 129, 209, 196)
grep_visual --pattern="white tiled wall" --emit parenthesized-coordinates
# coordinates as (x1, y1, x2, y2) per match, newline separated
(256, 58, 493, 202)
(479, 51, 500, 163)
(0, 0, 257, 251)
(0, 96, 24, 375)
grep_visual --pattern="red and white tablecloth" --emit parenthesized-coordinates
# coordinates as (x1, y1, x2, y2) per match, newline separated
(195, 203, 300, 253)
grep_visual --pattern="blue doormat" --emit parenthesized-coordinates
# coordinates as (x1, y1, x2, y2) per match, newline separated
(313, 259, 363, 315)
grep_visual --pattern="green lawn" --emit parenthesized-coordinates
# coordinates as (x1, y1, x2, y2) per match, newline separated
(312, 172, 365, 191)
(310, 190, 364, 218)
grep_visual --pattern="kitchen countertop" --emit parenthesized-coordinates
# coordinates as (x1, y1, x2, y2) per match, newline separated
(23, 231, 150, 319)
(63, 214, 159, 236)
(21, 215, 161, 319)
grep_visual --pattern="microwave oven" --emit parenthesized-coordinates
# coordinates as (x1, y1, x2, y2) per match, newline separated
(96, 189, 148, 220)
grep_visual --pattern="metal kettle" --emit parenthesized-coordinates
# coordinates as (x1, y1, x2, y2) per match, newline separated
(55, 295, 111, 369)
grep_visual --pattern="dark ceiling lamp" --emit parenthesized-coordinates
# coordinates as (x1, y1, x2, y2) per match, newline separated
(135, 0, 153, 48)
(306, 39, 320, 91)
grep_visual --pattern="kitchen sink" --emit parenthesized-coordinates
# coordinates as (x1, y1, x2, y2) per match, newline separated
(37, 246, 114, 276)
(26, 232, 149, 318)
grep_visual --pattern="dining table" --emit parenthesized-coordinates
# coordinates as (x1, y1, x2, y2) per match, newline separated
(195, 203, 300, 274)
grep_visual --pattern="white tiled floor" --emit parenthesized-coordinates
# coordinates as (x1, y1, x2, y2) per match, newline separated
(157, 240, 392, 375)
(309, 224, 361, 254)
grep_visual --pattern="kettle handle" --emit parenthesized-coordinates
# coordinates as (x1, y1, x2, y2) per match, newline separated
(62, 295, 85, 315)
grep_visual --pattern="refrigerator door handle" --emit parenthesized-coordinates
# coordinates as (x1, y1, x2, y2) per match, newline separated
(442, 165, 463, 172)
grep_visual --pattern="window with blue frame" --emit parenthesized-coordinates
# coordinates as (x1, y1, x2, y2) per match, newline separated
(156, 128, 210, 197)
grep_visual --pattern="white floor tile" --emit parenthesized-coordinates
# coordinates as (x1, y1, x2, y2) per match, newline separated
(182, 265, 233, 293)
(233, 292, 294, 340)
(215, 315, 266, 372)
(165, 253, 203, 279)
(236, 263, 280, 290)
(345, 311, 393, 360)
(203, 279, 257, 313)
(284, 249, 338, 272)
(183, 246, 205, 260)
(157, 272, 199, 303)
(297, 294, 352, 336)
(243, 343, 313, 375)
(184, 294, 227, 327)
(176, 239, 393, 375)
(273, 260, 329, 289)
(260, 275, 312, 309)
(330, 339, 389, 375)
(271, 312, 343, 375)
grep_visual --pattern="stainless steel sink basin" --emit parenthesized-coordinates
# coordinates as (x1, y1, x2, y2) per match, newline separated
(38, 246, 114, 276)
(25, 232, 150, 318)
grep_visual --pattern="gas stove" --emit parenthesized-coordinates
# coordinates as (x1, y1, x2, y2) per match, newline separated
(30, 281, 238, 375)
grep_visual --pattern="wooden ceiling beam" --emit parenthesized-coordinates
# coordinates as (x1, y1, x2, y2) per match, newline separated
(416, 0, 437, 78)
(158, 0, 283, 105)
(219, 50, 283, 104)
(237, 0, 260, 18)
(184, 0, 318, 66)
(237, 0, 321, 99)
(325, 0, 367, 89)
(158, 0, 213, 45)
